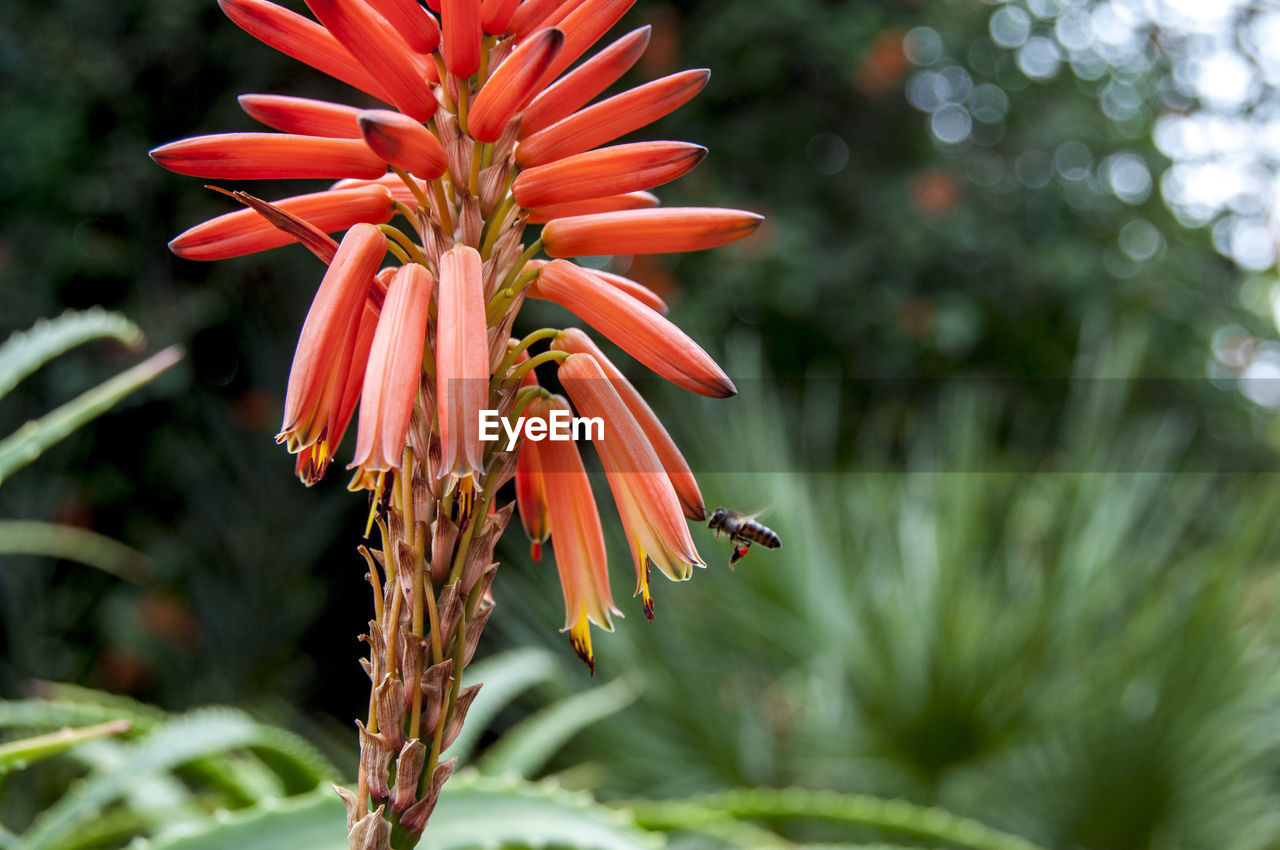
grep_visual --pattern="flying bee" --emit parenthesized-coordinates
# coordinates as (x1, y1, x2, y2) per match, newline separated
(707, 508, 781, 568)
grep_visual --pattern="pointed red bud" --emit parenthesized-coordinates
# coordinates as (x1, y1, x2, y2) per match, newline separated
(150, 133, 387, 180)
(170, 186, 394, 261)
(512, 141, 704, 209)
(539, 0, 635, 85)
(239, 94, 365, 138)
(364, 0, 441, 53)
(306, 0, 440, 121)
(358, 109, 449, 178)
(441, 0, 482, 78)
(535, 260, 735, 397)
(543, 207, 762, 257)
(218, 0, 396, 103)
(520, 26, 650, 137)
(469, 28, 564, 143)
(480, 0, 520, 34)
(517, 69, 708, 167)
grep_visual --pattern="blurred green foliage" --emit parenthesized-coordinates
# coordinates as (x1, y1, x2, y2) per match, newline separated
(3, 0, 1280, 848)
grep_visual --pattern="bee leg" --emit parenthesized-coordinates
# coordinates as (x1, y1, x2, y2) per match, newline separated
(729, 541, 751, 569)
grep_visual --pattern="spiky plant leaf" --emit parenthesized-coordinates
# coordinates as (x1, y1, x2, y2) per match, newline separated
(478, 677, 638, 778)
(0, 721, 131, 774)
(0, 309, 143, 402)
(0, 521, 147, 580)
(0, 346, 182, 484)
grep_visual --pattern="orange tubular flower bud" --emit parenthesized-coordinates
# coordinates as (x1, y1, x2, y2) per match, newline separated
(520, 26, 649, 137)
(437, 246, 488, 486)
(507, 0, 561, 40)
(516, 69, 709, 168)
(515, 435, 551, 561)
(306, 0, 439, 121)
(170, 185, 394, 261)
(533, 394, 620, 672)
(297, 297, 381, 484)
(218, 0, 395, 103)
(358, 109, 449, 178)
(468, 28, 564, 144)
(441, 0, 482, 78)
(527, 190, 658, 225)
(512, 141, 705, 209)
(278, 223, 387, 454)
(527, 261, 666, 314)
(540, 0, 635, 85)
(535, 260, 734, 397)
(239, 94, 365, 138)
(480, 0, 520, 34)
(553, 328, 703, 519)
(150, 133, 387, 180)
(365, 0, 441, 54)
(542, 207, 763, 258)
(349, 263, 433, 487)
(558, 353, 703, 619)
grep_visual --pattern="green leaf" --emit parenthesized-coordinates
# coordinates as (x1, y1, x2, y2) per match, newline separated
(0, 345, 182, 484)
(143, 772, 662, 850)
(0, 521, 148, 581)
(625, 790, 1044, 850)
(0, 720, 131, 774)
(17, 709, 265, 850)
(0, 309, 143, 402)
(478, 677, 638, 778)
(448, 647, 561, 765)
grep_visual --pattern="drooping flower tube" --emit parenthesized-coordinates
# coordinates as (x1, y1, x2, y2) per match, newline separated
(557, 352, 704, 619)
(524, 394, 618, 672)
(436, 245, 487, 507)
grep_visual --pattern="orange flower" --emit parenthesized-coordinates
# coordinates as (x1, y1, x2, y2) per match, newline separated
(538, 0, 635, 86)
(525, 190, 657, 225)
(542, 207, 763, 257)
(467, 27, 564, 143)
(217, 0, 394, 103)
(278, 222, 387, 454)
(306, 0, 439, 121)
(350, 262, 434, 489)
(479, 0, 520, 34)
(169, 185, 394, 260)
(358, 109, 449, 178)
(552, 328, 704, 520)
(436, 245, 488, 490)
(238, 93, 365, 138)
(520, 25, 650, 136)
(441, 0, 482, 78)
(365, 0, 440, 54)
(511, 141, 705, 209)
(558, 353, 702, 619)
(150, 132, 386, 180)
(532, 394, 619, 670)
(296, 296, 381, 484)
(534, 259, 735, 397)
(516, 69, 707, 167)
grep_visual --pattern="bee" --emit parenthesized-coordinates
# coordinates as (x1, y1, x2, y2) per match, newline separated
(707, 508, 781, 568)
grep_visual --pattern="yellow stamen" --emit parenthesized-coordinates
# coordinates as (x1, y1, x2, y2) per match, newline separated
(569, 614, 595, 676)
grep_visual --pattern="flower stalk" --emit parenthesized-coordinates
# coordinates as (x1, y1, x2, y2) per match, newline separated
(154, 1, 762, 845)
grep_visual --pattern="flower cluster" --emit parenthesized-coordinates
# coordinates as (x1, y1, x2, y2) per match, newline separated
(153, 0, 759, 843)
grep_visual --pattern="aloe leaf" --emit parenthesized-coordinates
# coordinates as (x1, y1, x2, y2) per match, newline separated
(478, 676, 638, 778)
(624, 790, 1044, 850)
(17, 709, 263, 850)
(0, 720, 131, 774)
(0, 309, 143, 402)
(447, 646, 561, 764)
(0, 520, 148, 581)
(0, 345, 182, 484)
(142, 772, 662, 850)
